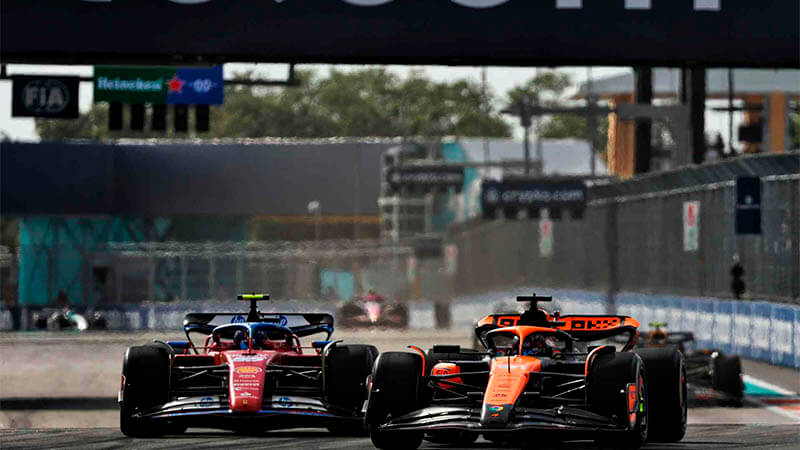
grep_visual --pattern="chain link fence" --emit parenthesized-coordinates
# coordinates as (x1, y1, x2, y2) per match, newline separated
(448, 154, 799, 304)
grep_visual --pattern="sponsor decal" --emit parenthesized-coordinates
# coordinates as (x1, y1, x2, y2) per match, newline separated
(568, 317, 621, 330)
(488, 405, 504, 412)
(93, 66, 223, 105)
(231, 315, 246, 323)
(199, 396, 214, 407)
(235, 366, 262, 374)
(276, 396, 294, 408)
(232, 355, 266, 362)
(238, 392, 254, 397)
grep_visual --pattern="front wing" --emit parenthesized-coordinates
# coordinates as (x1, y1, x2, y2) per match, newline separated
(377, 405, 630, 436)
(128, 395, 359, 429)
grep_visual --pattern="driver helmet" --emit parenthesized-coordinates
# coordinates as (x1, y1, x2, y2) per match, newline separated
(252, 329, 271, 350)
(233, 329, 249, 350)
(522, 335, 553, 357)
(495, 336, 520, 357)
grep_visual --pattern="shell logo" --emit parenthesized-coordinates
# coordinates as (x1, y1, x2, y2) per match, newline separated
(235, 366, 262, 374)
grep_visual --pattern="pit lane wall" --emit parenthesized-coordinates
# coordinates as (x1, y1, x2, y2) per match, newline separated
(1, 288, 797, 369)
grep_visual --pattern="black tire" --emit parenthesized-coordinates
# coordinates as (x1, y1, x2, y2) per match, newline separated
(588, 352, 648, 450)
(325, 344, 379, 413)
(366, 352, 425, 450)
(712, 354, 744, 406)
(634, 347, 687, 442)
(120, 344, 171, 437)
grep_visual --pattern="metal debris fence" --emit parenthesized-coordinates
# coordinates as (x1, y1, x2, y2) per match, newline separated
(448, 154, 799, 304)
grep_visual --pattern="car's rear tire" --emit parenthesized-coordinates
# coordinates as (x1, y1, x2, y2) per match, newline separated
(325, 344, 379, 415)
(634, 347, 687, 442)
(366, 352, 425, 450)
(120, 344, 171, 437)
(588, 352, 648, 450)
(712, 354, 744, 406)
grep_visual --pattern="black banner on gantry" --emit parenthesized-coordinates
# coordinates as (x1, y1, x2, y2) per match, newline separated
(1, 1, 798, 67)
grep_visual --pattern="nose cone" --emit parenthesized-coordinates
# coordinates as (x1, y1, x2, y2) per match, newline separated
(480, 356, 541, 427)
(481, 403, 513, 427)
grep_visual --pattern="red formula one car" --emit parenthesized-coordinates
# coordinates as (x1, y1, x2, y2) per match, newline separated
(119, 294, 378, 437)
(365, 295, 686, 449)
(335, 290, 409, 328)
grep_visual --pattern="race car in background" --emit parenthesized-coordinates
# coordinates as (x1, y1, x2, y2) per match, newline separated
(365, 295, 687, 449)
(33, 307, 107, 331)
(637, 322, 744, 406)
(335, 289, 409, 328)
(119, 294, 378, 437)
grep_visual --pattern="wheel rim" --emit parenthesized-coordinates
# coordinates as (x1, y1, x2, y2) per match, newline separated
(639, 369, 648, 439)
(680, 361, 688, 425)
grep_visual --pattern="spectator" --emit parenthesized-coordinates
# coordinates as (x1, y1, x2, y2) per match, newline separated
(730, 254, 745, 299)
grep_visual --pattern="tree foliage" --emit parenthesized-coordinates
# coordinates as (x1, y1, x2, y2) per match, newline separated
(505, 70, 608, 151)
(36, 68, 511, 140)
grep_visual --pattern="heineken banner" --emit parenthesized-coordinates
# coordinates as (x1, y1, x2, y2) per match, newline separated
(93, 66, 223, 105)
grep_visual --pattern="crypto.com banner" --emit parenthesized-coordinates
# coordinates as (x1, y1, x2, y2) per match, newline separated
(2, 0, 797, 67)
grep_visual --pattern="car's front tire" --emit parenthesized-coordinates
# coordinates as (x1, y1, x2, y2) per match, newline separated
(365, 352, 425, 450)
(588, 352, 649, 450)
(120, 344, 171, 437)
(635, 347, 687, 442)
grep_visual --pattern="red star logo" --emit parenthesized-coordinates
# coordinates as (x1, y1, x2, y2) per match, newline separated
(166, 75, 185, 94)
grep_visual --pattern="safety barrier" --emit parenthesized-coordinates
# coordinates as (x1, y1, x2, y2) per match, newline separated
(616, 293, 799, 369)
(2, 290, 797, 369)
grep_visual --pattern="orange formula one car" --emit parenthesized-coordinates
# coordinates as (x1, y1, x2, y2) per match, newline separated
(365, 295, 686, 449)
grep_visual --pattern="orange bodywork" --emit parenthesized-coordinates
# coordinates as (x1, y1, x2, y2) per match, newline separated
(432, 363, 463, 389)
(484, 356, 542, 406)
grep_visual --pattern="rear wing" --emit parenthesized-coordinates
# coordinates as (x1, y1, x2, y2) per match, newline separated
(183, 312, 334, 338)
(474, 313, 640, 350)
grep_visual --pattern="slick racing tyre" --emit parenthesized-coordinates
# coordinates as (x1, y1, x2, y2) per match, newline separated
(634, 347, 687, 442)
(712, 354, 744, 406)
(120, 344, 172, 437)
(325, 344, 379, 411)
(588, 352, 649, 450)
(366, 352, 425, 450)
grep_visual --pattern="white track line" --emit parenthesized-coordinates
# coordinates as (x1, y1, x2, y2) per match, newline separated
(743, 375, 800, 423)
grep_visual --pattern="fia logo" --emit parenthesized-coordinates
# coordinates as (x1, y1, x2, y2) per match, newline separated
(22, 80, 69, 114)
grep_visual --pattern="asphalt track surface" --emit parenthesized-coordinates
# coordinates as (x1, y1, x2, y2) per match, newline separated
(2, 425, 799, 450)
(1, 330, 799, 449)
